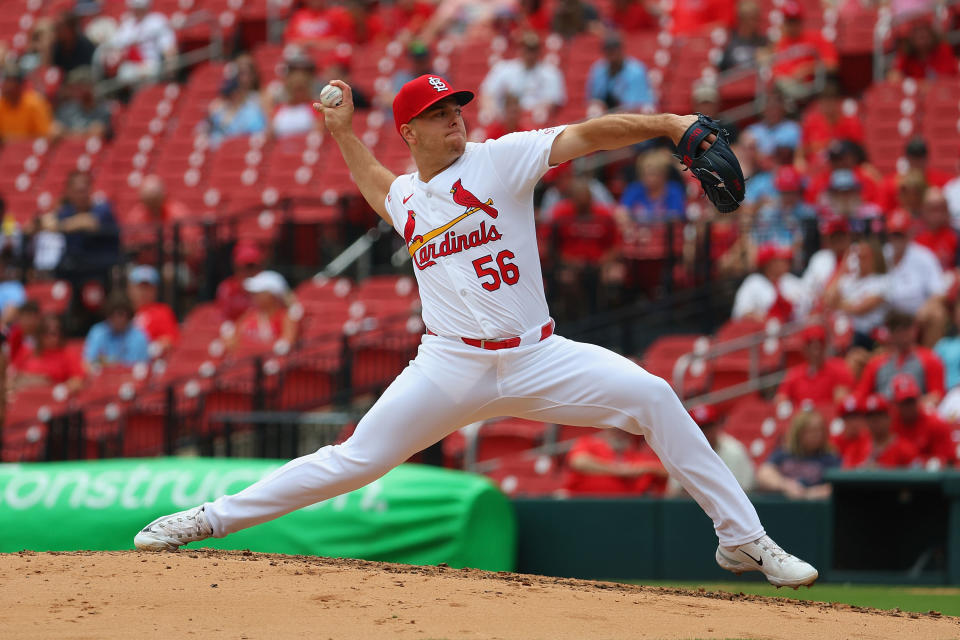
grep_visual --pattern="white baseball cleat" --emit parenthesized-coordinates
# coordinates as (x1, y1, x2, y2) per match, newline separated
(134, 506, 213, 551)
(715, 534, 818, 588)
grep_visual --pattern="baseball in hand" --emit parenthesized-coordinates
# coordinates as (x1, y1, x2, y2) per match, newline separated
(319, 84, 343, 108)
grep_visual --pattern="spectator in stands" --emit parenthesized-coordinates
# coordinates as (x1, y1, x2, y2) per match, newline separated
(731, 244, 806, 322)
(30, 170, 119, 280)
(617, 149, 685, 223)
(670, 0, 735, 37)
(774, 324, 854, 407)
(483, 93, 534, 140)
(52, 11, 96, 73)
(745, 90, 800, 160)
(605, 0, 657, 33)
(390, 41, 435, 96)
(893, 169, 928, 220)
(831, 394, 870, 466)
(856, 310, 946, 407)
(207, 73, 267, 148)
(843, 393, 919, 468)
(823, 239, 889, 349)
(756, 409, 839, 499)
(915, 187, 960, 272)
(10, 314, 84, 393)
(819, 169, 882, 234)
(738, 131, 777, 208)
(319, 46, 372, 110)
(884, 209, 949, 346)
(7, 299, 41, 364)
(102, 0, 177, 84)
(889, 17, 959, 82)
(564, 428, 668, 495)
(270, 53, 322, 138)
(753, 166, 815, 247)
(690, 82, 739, 142)
(0, 64, 52, 142)
(83, 294, 150, 368)
(22, 18, 55, 73)
(229, 270, 300, 355)
(124, 175, 192, 239)
(480, 32, 566, 120)
(803, 215, 851, 308)
(889, 373, 956, 467)
(806, 139, 882, 209)
(285, 0, 351, 48)
(217, 242, 263, 322)
(128, 265, 178, 356)
(772, 1, 838, 92)
(720, 1, 769, 71)
(880, 138, 951, 211)
(667, 404, 754, 495)
(800, 78, 864, 165)
(339, 0, 386, 45)
(586, 33, 655, 113)
(551, 0, 603, 39)
(547, 177, 622, 318)
(383, 0, 436, 40)
(539, 165, 615, 222)
(52, 67, 112, 139)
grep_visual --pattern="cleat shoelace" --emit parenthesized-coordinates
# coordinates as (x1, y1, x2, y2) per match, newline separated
(753, 536, 791, 565)
(157, 509, 212, 541)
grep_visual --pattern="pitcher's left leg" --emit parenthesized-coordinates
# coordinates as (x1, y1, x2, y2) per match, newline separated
(501, 336, 762, 547)
(499, 336, 817, 586)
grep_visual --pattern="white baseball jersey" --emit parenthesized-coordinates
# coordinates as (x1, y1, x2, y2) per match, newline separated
(384, 127, 566, 339)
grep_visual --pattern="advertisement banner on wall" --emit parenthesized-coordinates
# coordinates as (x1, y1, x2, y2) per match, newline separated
(0, 459, 515, 571)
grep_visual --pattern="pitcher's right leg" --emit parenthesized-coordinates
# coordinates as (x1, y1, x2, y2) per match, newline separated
(135, 341, 498, 550)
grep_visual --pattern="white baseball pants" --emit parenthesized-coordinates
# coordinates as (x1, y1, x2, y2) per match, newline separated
(203, 332, 765, 547)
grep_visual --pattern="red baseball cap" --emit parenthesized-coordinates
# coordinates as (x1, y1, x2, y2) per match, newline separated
(756, 244, 780, 268)
(864, 393, 889, 413)
(819, 215, 850, 236)
(887, 209, 912, 234)
(801, 324, 826, 343)
(689, 404, 718, 426)
(836, 394, 861, 417)
(782, 1, 804, 19)
(233, 241, 263, 266)
(392, 74, 474, 135)
(774, 166, 803, 192)
(891, 373, 921, 402)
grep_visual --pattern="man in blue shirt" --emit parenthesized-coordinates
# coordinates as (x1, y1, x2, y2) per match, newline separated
(587, 33, 654, 112)
(34, 170, 119, 278)
(83, 293, 150, 368)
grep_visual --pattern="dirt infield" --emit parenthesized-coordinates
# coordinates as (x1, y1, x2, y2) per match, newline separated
(1, 551, 956, 640)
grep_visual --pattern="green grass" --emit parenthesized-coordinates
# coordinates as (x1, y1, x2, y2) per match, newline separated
(624, 581, 960, 616)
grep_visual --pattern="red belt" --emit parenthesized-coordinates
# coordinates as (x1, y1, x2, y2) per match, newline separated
(426, 320, 554, 350)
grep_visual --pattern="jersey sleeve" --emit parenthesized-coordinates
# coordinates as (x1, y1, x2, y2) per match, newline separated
(485, 126, 568, 199)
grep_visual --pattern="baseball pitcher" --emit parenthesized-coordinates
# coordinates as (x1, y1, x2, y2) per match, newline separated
(135, 74, 816, 588)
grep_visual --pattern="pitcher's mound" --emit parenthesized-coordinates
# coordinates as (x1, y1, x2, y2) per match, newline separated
(1, 550, 955, 639)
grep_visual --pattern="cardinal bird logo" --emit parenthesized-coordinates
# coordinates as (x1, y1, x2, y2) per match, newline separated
(450, 179, 498, 218)
(403, 210, 419, 246)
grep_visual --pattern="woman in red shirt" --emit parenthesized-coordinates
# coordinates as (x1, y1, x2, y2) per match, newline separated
(11, 314, 85, 393)
(229, 270, 300, 356)
(890, 19, 959, 82)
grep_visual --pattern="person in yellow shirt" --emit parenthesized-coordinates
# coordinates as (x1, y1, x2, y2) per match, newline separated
(0, 65, 52, 141)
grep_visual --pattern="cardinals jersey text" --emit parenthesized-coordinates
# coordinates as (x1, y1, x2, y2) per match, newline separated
(385, 127, 566, 339)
